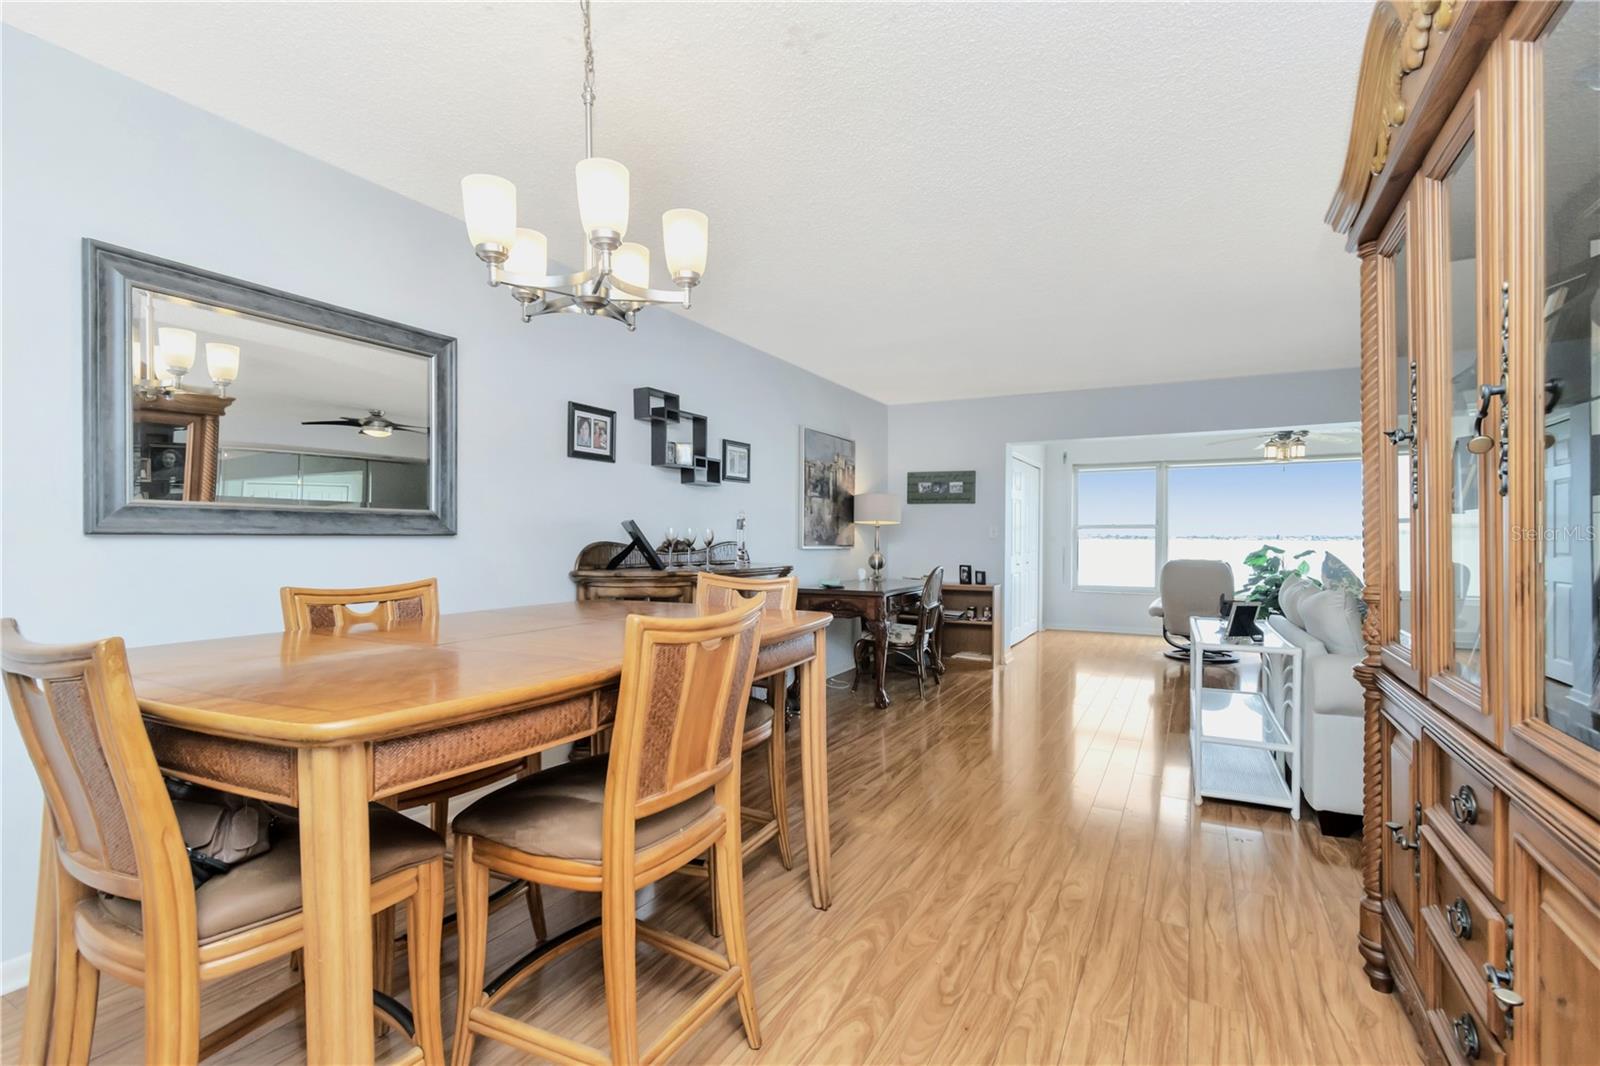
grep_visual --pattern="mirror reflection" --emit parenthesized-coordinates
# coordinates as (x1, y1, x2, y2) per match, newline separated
(127, 289, 432, 510)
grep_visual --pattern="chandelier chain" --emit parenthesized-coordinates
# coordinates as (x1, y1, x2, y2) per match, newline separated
(580, 0, 596, 157)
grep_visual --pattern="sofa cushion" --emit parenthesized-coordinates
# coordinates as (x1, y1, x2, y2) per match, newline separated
(1267, 614, 1328, 655)
(1279, 572, 1314, 629)
(1300, 588, 1363, 655)
(1308, 654, 1365, 717)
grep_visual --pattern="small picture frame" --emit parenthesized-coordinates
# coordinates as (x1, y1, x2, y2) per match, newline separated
(974, 569, 987, 585)
(567, 401, 616, 462)
(959, 564, 973, 585)
(722, 439, 751, 483)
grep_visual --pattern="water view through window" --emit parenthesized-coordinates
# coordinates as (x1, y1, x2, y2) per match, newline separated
(1074, 460, 1363, 590)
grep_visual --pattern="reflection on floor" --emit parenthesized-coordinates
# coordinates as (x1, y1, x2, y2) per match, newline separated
(0, 631, 1421, 1065)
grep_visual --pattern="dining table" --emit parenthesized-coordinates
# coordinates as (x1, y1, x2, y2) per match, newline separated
(125, 598, 834, 1066)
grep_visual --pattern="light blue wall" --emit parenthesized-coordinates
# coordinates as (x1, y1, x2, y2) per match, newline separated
(884, 369, 1361, 597)
(0, 28, 888, 972)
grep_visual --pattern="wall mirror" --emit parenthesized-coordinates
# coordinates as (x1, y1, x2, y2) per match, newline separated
(85, 241, 456, 534)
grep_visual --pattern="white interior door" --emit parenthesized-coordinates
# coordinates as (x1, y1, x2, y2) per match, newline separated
(1545, 414, 1578, 686)
(1009, 457, 1042, 645)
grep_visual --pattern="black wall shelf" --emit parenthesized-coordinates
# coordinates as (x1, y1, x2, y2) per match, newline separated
(633, 386, 721, 485)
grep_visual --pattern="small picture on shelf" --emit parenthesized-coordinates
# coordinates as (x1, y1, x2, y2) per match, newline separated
(958, 564, 972, 585)
(722, 439, 751, 482)
(974, 570, 987, 585)
(568, 402, 616, 462)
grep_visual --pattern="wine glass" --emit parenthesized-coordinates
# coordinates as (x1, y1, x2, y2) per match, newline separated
(665, 526, 676, 567)
(683, 527, 695, 566)
(702, 528, 716, 567)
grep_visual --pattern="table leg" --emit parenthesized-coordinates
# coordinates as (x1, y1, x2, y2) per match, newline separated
(866, 617, 891, 709)
(798, 633, 832, 909)
(297, 744, 375, 1066)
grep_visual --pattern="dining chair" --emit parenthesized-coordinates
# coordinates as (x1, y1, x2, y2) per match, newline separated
(448, 601, 766, 1065)
(691, 572, 796, 934)
(854, 566, 945, 698)
(279, 577, 547, 1012)
(3, 618, 447, 1066)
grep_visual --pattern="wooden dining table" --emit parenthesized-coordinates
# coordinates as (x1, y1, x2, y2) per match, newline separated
(125, 599, 834, 1066)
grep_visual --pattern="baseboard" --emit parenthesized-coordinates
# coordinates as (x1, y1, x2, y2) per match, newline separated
(2, 949, 30, 995)
(1044, 623, 1161, 637)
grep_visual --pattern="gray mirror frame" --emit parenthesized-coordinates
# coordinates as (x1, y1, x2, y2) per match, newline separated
(84, 240, 457, 535)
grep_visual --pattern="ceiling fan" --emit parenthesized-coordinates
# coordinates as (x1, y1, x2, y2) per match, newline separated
(299, 409, 425, 439)
(1206, 428, 1359, 460)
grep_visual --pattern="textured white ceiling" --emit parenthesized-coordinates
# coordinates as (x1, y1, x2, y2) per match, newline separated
(5, 2, 1370, 404)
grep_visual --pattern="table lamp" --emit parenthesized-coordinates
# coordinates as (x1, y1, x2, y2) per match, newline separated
(853, 493, 901, 580)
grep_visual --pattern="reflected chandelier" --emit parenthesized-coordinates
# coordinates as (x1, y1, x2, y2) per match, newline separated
(459, 0, 708, 331)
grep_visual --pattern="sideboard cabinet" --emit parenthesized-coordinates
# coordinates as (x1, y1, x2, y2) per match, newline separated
(1328, 2, 1597, 1061)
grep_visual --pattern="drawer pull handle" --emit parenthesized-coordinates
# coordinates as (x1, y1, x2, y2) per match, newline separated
(1450, 784, 1479, 825)
(1452, 1014, 1481, 1060)
(1447, 898, 1473, 940)
(1485, 963, 1525, 1011)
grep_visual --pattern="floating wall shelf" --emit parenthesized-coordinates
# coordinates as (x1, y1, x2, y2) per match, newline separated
(633, 386, 722, 486)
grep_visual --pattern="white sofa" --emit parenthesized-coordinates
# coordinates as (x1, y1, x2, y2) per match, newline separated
(1268, 573, 1365, 817)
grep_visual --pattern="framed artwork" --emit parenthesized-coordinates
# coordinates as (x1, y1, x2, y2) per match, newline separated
(800, 426, 856, 549)
(907, 470, 976, 504)
(567, 401, 615, 462)
(722, 439, 751, 483)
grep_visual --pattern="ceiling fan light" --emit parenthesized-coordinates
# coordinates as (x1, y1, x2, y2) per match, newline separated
(576, 157, 629, 240)
(461, 174, 518, 251)
(662, 208, 708, 281)
(1290, 440, 1306, 459)
(205, 342, 240, 384)
(156, 327, 196, 372)
(360, 425, 393, 439)
(610, 242, 650, 300)
(503, 228, 548, 278)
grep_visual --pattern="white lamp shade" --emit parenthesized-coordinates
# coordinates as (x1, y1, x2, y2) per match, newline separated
(156, 327, 196, 372)
(662, 208, 709, 279)
(205, 342, 240, 384)
(610, 242, 650, 298)
(853, 492, 901, 526)
(502, 228, 548, 277)
(461, 174, 517, 249)
(576, 157, 629, 237)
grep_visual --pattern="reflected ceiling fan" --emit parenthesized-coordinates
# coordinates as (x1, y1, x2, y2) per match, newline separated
(299, 409, 425, 439)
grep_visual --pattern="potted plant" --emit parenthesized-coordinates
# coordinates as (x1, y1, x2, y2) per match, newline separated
(1238, 545, 1320, 615)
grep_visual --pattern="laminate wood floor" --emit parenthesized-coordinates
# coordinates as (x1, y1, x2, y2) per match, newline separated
(2, 631, 1422, 1065)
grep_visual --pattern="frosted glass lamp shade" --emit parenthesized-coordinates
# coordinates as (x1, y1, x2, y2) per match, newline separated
(853, 493, 901, 526)
(503, 228, 548, 277)
(576, 158, 629, 237)
(156, 327, 196, 372)
(662, 209, 709, 279)
(205, 342, 240, 384)
(610, 242, 650, 299)
(461, 174, 517, 249)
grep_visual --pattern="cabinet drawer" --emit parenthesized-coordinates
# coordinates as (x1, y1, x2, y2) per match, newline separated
(1425, 734, 1504, 899)
(1420, 828, 1507, 1026)
(1426, 933, 1507, 1066)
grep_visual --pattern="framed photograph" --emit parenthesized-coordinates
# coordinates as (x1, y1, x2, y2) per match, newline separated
(800, 426, 856, 549)
(567, 401, 615, 462)
(907, 470, 976, 504)
(722, 439, 751, 483)
(959, 564, 973, 585)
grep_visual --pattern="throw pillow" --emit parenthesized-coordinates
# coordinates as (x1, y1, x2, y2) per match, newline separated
(1301, 587, 1364, 655)
(1279, 572, 1314, 629)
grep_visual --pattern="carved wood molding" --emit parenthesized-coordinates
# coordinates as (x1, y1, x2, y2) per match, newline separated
(1326, 2, 1455, 234)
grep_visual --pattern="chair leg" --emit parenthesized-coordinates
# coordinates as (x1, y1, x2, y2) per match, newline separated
(705, 847, 722, 937)
(449, 837, 491, 1066)
(713, 784, 761, 1049)
(407, 861, 446, 1066)
(430, 799, 449, 837)
(767, 702, 793, 869)
(60, 955, 98, 1066)
(600, 867, 640, 1064)
(22, 817, 56, 1066)
(525, 881, 548, 942)
(915, 651, 926, 699)
(372, 908, 397, 1038)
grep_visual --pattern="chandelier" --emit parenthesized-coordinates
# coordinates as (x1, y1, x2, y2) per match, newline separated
(458, 0, 708, 331)
(1262, 430, 1308, 461)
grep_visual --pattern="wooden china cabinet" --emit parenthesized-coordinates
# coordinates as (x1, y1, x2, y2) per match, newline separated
(1328, 2, 1598, 1062)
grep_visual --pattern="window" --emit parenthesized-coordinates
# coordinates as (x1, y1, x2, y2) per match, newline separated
(1072, 457, 1365, 594)
(1167, 460, 1364, 587)
(1073, 466, 1158, 589)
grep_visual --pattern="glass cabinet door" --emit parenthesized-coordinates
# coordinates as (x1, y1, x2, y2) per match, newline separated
(1382, 205, 1423, 689)
(1507, 0, 1600, 813)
